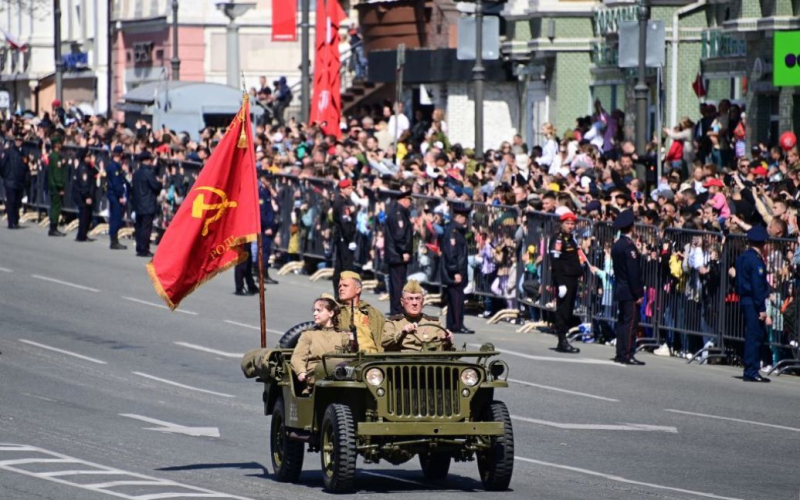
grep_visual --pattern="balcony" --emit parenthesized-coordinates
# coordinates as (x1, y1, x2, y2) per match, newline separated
(355, 0, 460, 54)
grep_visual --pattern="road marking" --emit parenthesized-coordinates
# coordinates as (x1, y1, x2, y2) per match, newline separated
(515, 456, 745, 500)
(0, 266, 12, 272)
(122, 296, 198, 315)
(132, 372, 235, 398)
(665, 409, 800, 433)
(468, 344, 623, 367)
(120, 414, 221, 438)
(362, 470, 428, 486)
(19, 339, 107, 365)
(512, 416, 678, 433)
(0, 443, 253, 499)
(174, 342, 243, 359)
(509, 378, 619, 402)
(31, 274, 99, 292)
(223, 319, 284, 336)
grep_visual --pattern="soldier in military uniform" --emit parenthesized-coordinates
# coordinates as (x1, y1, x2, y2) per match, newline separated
(383, 280, 454, 352)
(291, 297, 350, 392)
(735, 226, 771, 383)
(106, 145, 127, 250)
(0, 134, 29, 229)
(131, 151, 162, 257)
(336, 270, 383, 353)
(47, 136, 67, 237)
(332, 179, 357, 294)
(549, 211, 582, 354)
(71, 149, 96, 242)
(385, 190, 414, 315)
(611, 209, 645, 365)
(441, 203, 474, 334)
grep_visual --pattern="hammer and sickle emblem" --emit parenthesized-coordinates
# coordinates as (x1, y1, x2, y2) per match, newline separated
(191, 186, 237, 236)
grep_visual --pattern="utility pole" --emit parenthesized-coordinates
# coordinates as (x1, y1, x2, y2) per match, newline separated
(216, 2, 255, 89)
(171, 0, 180, 80)
(472, 0, 484, 160)
(300, 0, 310, 123)
(634, 0, 650, 157)
(54, 0, 64, 103)
(106, 0, 113, 115)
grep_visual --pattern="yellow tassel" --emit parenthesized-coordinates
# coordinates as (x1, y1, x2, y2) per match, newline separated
(238, 126, 247, 149)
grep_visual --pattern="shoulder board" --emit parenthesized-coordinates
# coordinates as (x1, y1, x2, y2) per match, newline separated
(387, 314, 404, 321)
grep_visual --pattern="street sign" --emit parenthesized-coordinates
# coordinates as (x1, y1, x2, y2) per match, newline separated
(457, 16, 500, 61)
(0, 91, 9, 109)
(617, 20, 665, 68)
(774, 31, 800, 87)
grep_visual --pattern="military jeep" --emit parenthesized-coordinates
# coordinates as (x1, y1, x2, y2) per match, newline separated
(241, 322, 514, 493)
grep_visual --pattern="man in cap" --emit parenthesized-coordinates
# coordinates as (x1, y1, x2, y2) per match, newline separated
(441, 202, 474, 334)
(259, 169, 279, 285)
(47, 135, 67, 236)
(336, 271, 383, 353)
(610, 209, 645, 365)
(71, 148, 96, 242)
(385, 190, 413, 315)
(332, 178, 357, 294)
(383, 280, 454, 352)
(549, 211, 583, 353)
(1, 133, 29, 229)
(131, 151, 162, 257)
(106, 145, 128, 249)
(735, 226, 771, 382)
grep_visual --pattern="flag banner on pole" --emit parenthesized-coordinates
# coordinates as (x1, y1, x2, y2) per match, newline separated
(309, 0, 345, 137)
(271, 0, 297, 42)
(147, 96, 259, 310)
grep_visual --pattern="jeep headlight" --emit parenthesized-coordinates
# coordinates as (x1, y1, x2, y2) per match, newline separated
(460, 368, 479, 387)
(365, 368, 384, 386)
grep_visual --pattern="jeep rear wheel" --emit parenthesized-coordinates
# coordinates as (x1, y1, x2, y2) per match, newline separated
(477, 400, 514, 491)
(270, 397, 304, 482)
(419, 451, 451, 480)
(320, 403, 357, 493)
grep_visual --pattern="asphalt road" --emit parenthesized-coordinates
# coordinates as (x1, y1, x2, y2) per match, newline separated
(1, 224, 799, 500)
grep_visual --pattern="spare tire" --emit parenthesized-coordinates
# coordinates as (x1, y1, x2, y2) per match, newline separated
(278, 321, 317, 349)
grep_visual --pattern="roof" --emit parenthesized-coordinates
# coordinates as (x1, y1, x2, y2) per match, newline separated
(122, 81, 196, 104)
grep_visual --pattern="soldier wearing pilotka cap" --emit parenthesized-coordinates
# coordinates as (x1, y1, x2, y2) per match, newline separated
(382, 280, 455, 352)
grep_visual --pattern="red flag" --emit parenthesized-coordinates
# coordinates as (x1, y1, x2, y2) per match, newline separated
(147, 97, 260, 310)
(271, 0, 297, 41)
(310, 0, 345, 137)
(692, 73, 706, 98)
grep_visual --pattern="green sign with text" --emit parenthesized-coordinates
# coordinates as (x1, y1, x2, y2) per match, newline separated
(774, 31, 800, 87)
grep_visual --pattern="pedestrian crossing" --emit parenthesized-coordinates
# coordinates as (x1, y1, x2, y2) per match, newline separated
(0, 444, 253, 500)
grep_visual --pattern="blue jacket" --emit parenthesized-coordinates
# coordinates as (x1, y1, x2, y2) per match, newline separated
(735, 248, 769, 313)
(259, 185, 277, 234)
(106, 160, 126, 199)
(611, 234, 644, 302)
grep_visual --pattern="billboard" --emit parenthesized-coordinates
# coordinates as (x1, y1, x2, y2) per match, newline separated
(774, 31, 800, 87)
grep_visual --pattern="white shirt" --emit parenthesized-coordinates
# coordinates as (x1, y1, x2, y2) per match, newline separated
(539, 138, 558, 167)
(388, 113, 410, 140)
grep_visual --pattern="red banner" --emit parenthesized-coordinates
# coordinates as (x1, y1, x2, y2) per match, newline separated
(147, 97, 260, 310)
(309, 0, 345, 137)
(271, 0, 297, 42)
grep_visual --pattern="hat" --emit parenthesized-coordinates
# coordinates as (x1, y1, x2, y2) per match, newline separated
(746, 226, 768, 243)
(560, 211, 577, 222)
(319, 293, 337, 301)
(403, 280, 424, 294)
(52, 99, 61, 108)
(13, 132, 24, 140)
(112, 145, 124, 154)
(703, 178, 724, 188)
(339, 270, 361, 281)
(612, 209, 635, 229)
(752, 166, 768, 177)
(339, 179, 352, 189)
(451, 202, 472, 215)
(137, 151, 153, 161)
(584, 200, 602, 213)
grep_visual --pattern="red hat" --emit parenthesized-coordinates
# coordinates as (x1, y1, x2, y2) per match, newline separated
(560, 212, 577, 222)
(52, 99, 61, 108)
(338, 179, 352, 189)
(752, 166, 768, 177)
(703, 178, 724, 188)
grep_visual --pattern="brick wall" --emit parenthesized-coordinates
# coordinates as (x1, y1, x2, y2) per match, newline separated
(445, 81, 520, 150)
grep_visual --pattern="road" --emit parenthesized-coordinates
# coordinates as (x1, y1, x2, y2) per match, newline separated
(1, 225, 798, 500)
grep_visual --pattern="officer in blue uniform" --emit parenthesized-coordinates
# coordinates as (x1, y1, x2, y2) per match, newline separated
(441, 202, 474, 334)
(611, 209, 645, 365)
(735, 226, 771, 382)
(259, 170, 279, 285)
(106, 146, 127, 250)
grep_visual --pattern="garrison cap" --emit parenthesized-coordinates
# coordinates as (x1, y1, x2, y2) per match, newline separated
(612, 209, 635, 229)
(339, 270, 361, 281)
(319, 293, 337, 301)
(746, 225, 768, 243)
(402, 280, 424, 294)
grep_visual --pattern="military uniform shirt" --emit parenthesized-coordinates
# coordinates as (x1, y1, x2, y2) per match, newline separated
(549, 231, 582, 277)
(382, 313, 447, 352)
(735, 248, 769, 312)
(353, 308, 380, 353)
(290, 326, 350, 379)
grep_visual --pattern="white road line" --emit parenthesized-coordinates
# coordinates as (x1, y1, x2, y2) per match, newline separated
(223, 319, 284, 336)
(361, 470, 428, 486)
(19, 339, 108, 365)
(468, 344, 623, 367)
(31, 274, 99, 292)
(174, 342, 243, 359)
(120, 414, 221, 438)
(515, 456, 745, 500)
(509, 378, 619, 402)
(512, 416, 678, 433)
(0, 266, 12, 272)
(0, 458, 77, 466)
(132, 372, 235, 398)
(664, 409, 800, 433)
(122, 296, 198, 315)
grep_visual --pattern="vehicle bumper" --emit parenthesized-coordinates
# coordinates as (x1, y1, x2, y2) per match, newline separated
(358, 421, 504, 436)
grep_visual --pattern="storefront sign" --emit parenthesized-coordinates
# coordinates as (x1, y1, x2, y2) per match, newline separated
(594, 6, 637, 36)
(774, 31, 800, 87)
(700, 30, 746, 60)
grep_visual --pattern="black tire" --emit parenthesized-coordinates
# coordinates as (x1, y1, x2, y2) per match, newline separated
(419, 451, 451, 480)
(320, 403, 357, 493)
(270, 397, 305, 482)
(278, 321, 316, 349)
(477, 400, 514, 491)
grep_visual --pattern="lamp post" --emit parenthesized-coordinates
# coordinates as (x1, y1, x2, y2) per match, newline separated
(473, 0, 484, 160)
(634, 0, 650, 157)
(54, 0, 64, 103)
(171, 0, 180, 80)
(215, 2, 255, 89)
(300, 0, 310, 123)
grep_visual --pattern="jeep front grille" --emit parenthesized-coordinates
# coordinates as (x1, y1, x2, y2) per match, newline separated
(385, 366, 461, 418)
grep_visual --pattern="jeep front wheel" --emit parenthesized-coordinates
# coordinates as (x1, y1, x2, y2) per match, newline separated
(477, 400, 514, 491)
(320, 403, 357, 493)
(419, 451, 451, 480)
(270, 397, 304, 482)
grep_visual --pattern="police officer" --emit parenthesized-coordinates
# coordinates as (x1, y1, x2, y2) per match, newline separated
(332, 178, 357, 294)
(441, 203, 474, 334)
(106, 145, 128, 250)
(0, 134, 29, 229)
(259, 170, 279, 285)
(735, 226, 771, 382)
(47, 136, 67, 236)
(385, 190, 413, 315)
(71, 149, 96, 242)
(383, 280, 454, 352)
(611, 209, 645, 365)
(549, 211, 582, 354)
(131, 151, 162, 257)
